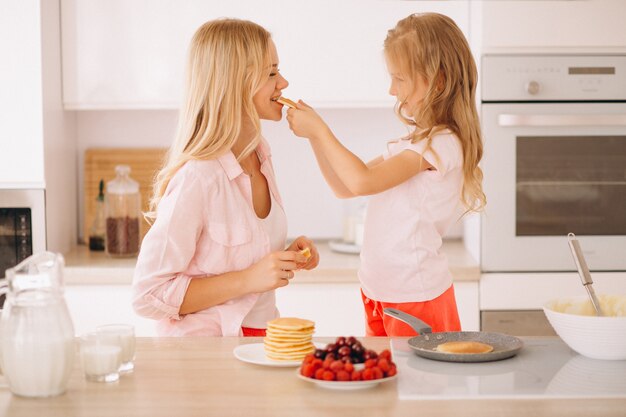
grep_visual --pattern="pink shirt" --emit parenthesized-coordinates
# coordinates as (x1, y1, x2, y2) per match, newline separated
(359, 129, 463, 303)
(132, 138, 287, 336)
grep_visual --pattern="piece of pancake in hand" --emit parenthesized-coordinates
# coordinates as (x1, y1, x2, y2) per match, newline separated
(435, 341, 494, 354)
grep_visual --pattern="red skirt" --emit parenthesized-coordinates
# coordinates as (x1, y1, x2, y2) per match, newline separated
(361, 285, 461, 337)
(241, 327, 266, 337)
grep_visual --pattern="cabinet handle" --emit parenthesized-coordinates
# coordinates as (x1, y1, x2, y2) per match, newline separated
(498, 114, 626, 127)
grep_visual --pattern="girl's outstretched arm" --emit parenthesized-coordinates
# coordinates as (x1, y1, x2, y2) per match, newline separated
(310, 140, 355, 198)
(287, 102, 431, 196)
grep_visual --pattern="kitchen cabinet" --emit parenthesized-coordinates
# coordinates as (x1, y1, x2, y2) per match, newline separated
(0, 0, 45, 186)
(64, 285, 158, 336)
(480, 0, 626, 53)
(276, 283, 365, 336)
(61, 0, 469, 109)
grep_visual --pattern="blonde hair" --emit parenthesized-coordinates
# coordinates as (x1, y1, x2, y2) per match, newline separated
(384, 13, 486, 212)
(146, 19, 271, 220)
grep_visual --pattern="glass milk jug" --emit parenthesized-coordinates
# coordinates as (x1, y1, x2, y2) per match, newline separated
(105, 165, 141, 257)
(1, 252, 75, 397)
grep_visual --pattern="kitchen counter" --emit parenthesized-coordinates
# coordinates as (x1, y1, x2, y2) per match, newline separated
(63, 238, 480, 285)
(0, 337, 623, 417)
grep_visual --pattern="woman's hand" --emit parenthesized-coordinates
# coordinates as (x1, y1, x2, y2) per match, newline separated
(243, 250, 307, 293)
(286, 100, 330, 140)
(286, 236, 320, 270)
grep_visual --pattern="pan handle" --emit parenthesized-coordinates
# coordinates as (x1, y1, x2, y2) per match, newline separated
(383, 308, 432, 334)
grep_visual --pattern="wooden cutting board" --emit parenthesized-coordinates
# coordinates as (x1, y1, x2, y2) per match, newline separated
(84, 148, 167, 244)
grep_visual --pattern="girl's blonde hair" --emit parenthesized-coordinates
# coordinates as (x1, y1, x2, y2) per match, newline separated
(146, 19, 272, 220)
(384, 13, 486, 212)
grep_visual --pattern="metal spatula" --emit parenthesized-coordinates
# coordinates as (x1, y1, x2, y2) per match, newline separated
(567, 233, 604, 316)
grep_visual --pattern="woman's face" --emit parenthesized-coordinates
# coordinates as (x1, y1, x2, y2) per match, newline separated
(253, 39, 289, 121)
(386, 56, 429, 117)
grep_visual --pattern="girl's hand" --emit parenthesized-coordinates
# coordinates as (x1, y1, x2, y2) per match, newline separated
(286, 236, 320, 270)
(286, 100, 330, 140)
(243, 250, 307, 293)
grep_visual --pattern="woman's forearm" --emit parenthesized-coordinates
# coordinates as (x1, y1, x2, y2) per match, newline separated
(178, 269, 251, 315)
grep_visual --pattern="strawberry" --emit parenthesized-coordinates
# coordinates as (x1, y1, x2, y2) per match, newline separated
(336, 370, 350, 381)
(322, 370, 335, 381)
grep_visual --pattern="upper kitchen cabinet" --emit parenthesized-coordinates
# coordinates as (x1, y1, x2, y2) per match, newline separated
(61, 0, 469, 109)
(1, 0, 45, 186)
(479, 0, 626, 53)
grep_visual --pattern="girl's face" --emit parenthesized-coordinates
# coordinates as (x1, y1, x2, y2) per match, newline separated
(253, 39, 289, 121)
(386, 56, 429, 117)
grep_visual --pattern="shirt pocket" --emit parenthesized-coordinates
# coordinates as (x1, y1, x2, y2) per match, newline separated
(204, 222, 254, 273)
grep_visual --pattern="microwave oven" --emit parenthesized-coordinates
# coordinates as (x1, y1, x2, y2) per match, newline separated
(0, 189, 46, 279)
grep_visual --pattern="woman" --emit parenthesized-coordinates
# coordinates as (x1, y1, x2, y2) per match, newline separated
(132, 19, 319, 336)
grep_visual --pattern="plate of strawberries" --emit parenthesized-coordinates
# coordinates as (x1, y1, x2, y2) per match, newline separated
(297, 336, 397, 390)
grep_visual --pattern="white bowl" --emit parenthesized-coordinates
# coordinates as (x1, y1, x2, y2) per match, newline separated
(543, 295, 626, 360)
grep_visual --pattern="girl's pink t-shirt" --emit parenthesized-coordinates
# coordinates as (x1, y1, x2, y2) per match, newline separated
(359, 129, 464, 303)
(131, 138, 287, 336)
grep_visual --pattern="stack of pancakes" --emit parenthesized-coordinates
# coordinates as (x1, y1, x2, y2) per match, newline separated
(264, 317, 315, 361)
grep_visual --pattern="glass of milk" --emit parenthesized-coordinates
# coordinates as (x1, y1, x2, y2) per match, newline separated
(80, 332, 122, 383)
(96, 324, 136, 373)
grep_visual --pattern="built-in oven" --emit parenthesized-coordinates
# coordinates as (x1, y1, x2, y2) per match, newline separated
(0, 189, 46, 280)
(481, 55, 626, 273)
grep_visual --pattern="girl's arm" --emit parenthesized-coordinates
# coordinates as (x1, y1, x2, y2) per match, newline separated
(310, 143, 355, 198)
(288, 104, 432, 196)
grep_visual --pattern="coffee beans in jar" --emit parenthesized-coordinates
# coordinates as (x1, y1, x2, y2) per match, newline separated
(106, 216, 140, 256)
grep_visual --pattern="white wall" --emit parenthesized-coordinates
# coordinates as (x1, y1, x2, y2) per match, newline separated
(41, 0, 78, 253)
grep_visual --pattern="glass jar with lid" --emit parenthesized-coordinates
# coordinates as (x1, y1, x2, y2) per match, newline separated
(105, 165, 141, 257)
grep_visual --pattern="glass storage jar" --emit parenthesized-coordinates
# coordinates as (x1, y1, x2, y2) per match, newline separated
(105, 165, 141, 257)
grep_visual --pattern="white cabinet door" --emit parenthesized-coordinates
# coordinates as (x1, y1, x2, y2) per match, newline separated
(276, 283, 365, 337)
(0, 0, 45, 186)
(64, 285, 158, 336)
(455, 281, 479, 331)
(481, 0, 626, 53)
(61, 0, 469, 109)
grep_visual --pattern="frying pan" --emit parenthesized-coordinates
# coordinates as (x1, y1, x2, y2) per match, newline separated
(383, 308, 524, 363)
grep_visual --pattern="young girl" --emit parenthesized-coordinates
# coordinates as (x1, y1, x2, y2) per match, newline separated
(286, 13, 486, 336)
(132, 19, 319, 337)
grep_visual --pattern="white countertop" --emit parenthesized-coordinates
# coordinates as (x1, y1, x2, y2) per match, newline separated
(63, 239, 479, 285)
(391, 337, 626, 400)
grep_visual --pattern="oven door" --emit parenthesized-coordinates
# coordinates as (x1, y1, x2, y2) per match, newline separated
(481, 102, 626, 272)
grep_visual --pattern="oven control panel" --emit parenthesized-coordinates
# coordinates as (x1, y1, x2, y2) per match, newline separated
(482, 55, 626, 101)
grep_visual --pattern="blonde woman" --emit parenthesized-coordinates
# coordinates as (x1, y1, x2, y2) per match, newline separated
(286, 13, 486, 337)
(132, 19, 319, 337)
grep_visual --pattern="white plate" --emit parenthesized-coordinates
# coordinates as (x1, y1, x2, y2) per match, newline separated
(233, 343, 321, 368)
(296, 372, 397, 390)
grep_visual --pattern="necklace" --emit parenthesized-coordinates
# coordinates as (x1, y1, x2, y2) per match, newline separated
(240, 152, 260, 179)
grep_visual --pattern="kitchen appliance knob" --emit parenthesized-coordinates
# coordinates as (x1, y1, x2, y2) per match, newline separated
(525, 80, 540, 95)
